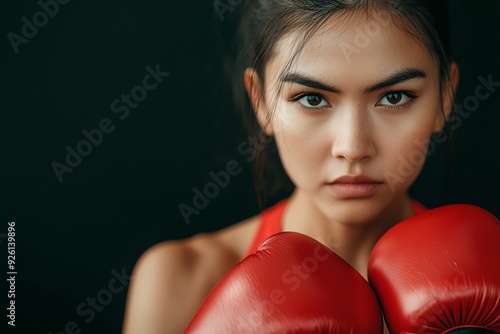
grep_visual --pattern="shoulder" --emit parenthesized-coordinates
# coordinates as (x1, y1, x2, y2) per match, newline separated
(132, 212, 261, 280)
(123, 215, 260, 333)
(131, 213, 260, 288)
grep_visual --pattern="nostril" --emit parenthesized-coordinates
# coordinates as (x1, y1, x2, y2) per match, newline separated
(343, 156, 365, 163)
(332, 141, 376, 163)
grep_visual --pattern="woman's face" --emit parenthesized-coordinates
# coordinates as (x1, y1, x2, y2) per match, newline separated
(256, 11, 450, 223)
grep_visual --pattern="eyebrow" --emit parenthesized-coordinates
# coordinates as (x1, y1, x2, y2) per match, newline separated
(281, 68, 427, 94)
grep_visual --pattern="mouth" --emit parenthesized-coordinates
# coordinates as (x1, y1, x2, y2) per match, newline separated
(327, 175, 383, 199)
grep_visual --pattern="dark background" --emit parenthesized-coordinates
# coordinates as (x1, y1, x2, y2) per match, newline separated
(1, 0, 499, 333)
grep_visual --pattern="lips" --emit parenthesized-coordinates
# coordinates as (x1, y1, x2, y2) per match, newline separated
(327, 175, 383, 199)
(329, 175, 383, 185)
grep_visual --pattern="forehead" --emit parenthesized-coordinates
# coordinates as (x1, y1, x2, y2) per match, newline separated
(267, 9, 436, 88)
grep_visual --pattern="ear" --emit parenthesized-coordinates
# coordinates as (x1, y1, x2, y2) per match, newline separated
(434, 61, 460, 132)
(244, 68, 273, 136)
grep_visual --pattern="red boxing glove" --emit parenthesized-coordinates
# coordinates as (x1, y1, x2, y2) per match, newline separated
(186, 232, 383, 333)
(368, 204, 500, 333)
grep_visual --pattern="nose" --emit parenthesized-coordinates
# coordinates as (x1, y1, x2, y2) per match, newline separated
(331, 107, 376, 163)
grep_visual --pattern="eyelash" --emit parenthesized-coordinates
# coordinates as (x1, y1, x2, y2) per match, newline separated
(378, 91, 418, 110)
(290, 90, 419, 111)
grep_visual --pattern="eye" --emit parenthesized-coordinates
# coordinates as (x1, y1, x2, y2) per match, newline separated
(377, 91, 417, 109)
(293, 93, 330, 109)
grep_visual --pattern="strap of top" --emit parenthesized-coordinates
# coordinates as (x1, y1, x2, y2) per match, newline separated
(244, 198, 427, 257)
(245, 200, 287, 257)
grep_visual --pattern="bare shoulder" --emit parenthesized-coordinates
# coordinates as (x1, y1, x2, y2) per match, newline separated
(123, 214, 260, 334)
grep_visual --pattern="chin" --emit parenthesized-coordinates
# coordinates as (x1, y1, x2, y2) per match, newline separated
(321, 196, 387, 224)
(334, 210, 381, 226)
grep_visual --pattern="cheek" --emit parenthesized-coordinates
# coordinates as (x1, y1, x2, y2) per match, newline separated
(272, 108, 329, 186)
(381, 104, 441, 191)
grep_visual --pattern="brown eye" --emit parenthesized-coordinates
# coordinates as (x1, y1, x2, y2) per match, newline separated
(296, 94, 328, 109)
(386, 92, 402, 104)
(378, 91, 415, 108)
(306, 95, 322, 106)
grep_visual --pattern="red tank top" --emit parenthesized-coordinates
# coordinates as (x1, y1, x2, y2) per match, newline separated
(245, 199, 427, 257)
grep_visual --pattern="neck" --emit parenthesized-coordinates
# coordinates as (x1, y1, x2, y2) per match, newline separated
(283, 190, 414, 278)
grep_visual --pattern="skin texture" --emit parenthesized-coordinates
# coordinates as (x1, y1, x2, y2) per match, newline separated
(122, 9, 459, 334)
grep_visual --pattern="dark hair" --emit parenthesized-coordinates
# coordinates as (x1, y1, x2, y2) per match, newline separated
(232, 0, 454, 209)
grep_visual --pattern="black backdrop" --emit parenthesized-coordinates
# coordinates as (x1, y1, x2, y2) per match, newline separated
(2, 0, 500, 333)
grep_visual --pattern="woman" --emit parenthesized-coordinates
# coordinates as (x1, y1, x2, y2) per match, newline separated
(122, 0, 459, 332)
